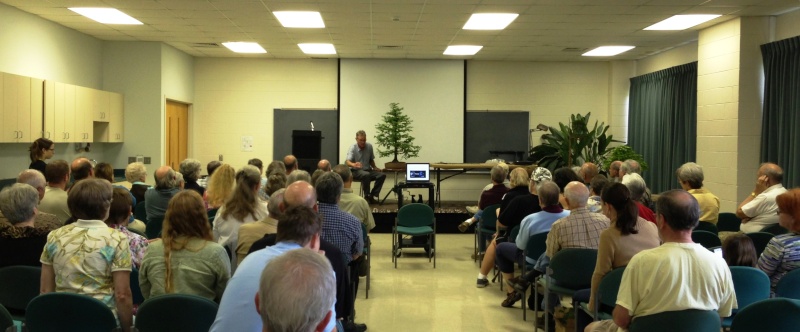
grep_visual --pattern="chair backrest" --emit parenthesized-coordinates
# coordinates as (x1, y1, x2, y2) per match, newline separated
(524, 232, 549, 263)
(597, 266, 626, 308)
(695, 221, 719, 234)
(479, 203, 501, 232)
(729, 266, 770, 313)
(691, 230, 722, 249)
(145, 216, 165, 239)
(135, 294, 219, 332)
(0, 304, 12, 332)
(762, 224, 789, 236)
(25, 293, 117, 332)
(628, 309, 721, 332)
(717, 212, 741, 232)
(508, 225, 520, 242)
(745, 232, 774, 257)
(731, 298, 800, 332)
(775, 269, 800, 300)
(207, 208, 219, 225)
(130, 267, 145, 305)
(0, 266, 41, 316)
(396, 203, 434, 228)
(548, 248, 597, 289)
(134, 201, 147, 222)
(361, 223, 369, 250)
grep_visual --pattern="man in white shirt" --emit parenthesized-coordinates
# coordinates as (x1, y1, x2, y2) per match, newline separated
(737, 163, 787, 233)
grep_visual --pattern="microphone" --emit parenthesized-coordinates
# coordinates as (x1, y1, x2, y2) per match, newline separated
(310, 121, 315, 131)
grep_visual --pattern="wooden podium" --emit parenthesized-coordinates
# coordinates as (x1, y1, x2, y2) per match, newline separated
(292, 130, 321, 173)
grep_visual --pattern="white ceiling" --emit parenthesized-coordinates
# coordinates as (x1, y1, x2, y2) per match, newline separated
(3, 0, 799, 61)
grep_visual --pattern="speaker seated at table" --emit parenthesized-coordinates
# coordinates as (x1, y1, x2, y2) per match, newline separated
(345, 130, 386, 204)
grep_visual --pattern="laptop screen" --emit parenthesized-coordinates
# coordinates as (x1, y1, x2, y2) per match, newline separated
(405, 163, 430, 182)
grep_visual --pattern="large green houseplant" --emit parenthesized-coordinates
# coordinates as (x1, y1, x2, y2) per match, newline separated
(602, 145, 648, 171)
(529, 112, 621, 171)
(374, 102, 421, 168)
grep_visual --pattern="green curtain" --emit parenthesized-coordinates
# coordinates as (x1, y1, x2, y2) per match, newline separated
(628, 62, 697, 194)
(761, 36, 800, 189)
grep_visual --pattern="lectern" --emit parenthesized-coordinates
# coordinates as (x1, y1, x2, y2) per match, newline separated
(292, 130, 321, 173)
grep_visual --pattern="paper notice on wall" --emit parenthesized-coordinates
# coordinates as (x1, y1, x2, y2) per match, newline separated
(241, 136, 254, 152)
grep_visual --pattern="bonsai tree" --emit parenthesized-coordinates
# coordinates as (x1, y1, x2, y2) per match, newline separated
(528, 112, 621, 171)
(374, 102, 421, 163)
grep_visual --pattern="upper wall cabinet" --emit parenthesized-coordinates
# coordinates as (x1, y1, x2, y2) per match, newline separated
(1, 73, 43, 143)
(95, 92, 124, 143)
(44, 80, 124, 143)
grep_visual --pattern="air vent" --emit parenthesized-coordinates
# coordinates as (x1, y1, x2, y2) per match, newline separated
(562, 47, 588, 52)
(191, 43, 220, 48)
(377, 45, 404, 50)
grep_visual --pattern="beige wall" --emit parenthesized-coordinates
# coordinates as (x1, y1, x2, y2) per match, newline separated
(776, 9, 800, 40)
(608, 61, 635, 143)
(636, 42, 699, 77)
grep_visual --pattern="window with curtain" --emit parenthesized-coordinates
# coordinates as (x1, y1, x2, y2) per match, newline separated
(628, 62, 697, 194)
(761, 36, 800, 189)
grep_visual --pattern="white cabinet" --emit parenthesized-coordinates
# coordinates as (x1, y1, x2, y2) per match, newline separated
(94, 89, 110, 122)
(1, 73, 43, 143)
(45, 80, 124, 143)
(107, 92, 123, 142)
(44, 81, 77, 142)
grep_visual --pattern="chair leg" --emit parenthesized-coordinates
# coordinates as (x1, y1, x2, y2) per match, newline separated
(366, 242, 370, 299)
(474, 227, 478, 263)
(534, 277, 540, 330)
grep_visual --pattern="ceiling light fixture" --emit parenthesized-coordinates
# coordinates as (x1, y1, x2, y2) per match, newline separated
(298, 43, 336, 54)
(68, 7, 142, 25)
(444, 45, 483, 56)
(222, 42, 267, 54)
(463, 13, 519, 30)
(273, 11, 325, 28)
(582, 46, 635, 56)
(644, 14, 721, 30)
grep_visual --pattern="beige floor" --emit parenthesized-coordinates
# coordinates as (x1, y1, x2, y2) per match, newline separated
(354, 233, 538, 332)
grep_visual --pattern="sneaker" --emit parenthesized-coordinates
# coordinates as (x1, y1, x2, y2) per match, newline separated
(458, 218, 471, 232)
(466, 205, 479, 214)
(501, 291, 523, 307)
(508, 276, 530, 293)
(476, 277, 489, 288)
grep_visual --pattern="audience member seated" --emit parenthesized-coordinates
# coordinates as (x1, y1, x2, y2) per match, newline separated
(676, 162, 720, 224)
(608, 160, 622, 183)
(622, 173, 655, 223)
(40, 179, 133, 332)
(620, 159, 652, 207)
(144, 166, 181, 221)
(125, 162, 149, 204)
(180, 158, 206, 197)
(94, 162, 116, 183)
(333, 165, 376, 232)
(580, 162, 599, 187)
(266, 160, 287, 178)
(283, 154, 299, 175)
(213, 165, 268, 270)
(39, 160, 71, 223)
(0, 184, 50, 268)
(586, 190, 736, 332)
(105, 188, 148, 269)
(345, 130, 385, 204)
(737, 163, 786, 233)
(140, 190, 230, 302)
(587, 175, 609, 213)
(1, 170, 61, 231)
(287, 169, 312, 184)
(458, 164, 509, 232)
(198, 160, 222, 188)
(497, 180, 566, 307)
(205, 164, 235, 209)
(175, 172, 185, 189)
(248, 158, 269, 201)
(311, 169, 325, 186)
(722, 233, 757, 267)
(758, 188, 800, 295)
(318, 159, 332, 172)
(265, 170, 287, 197)
(236, 189, 284, 265)
(257, 248, 336, 332)
(70, 157, 94, 183)
(553, 167, 582, 208)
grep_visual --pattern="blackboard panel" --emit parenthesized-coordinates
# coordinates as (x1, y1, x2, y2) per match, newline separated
(465, 111, 529, 163)
(273, 109, 339, 166)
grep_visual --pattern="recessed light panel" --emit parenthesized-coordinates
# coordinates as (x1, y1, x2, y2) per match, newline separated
(444, 45, 483, 56)
(274, 11, 325, 28)
(298, 43, 336, 55)
(644, 15, 721, 30)
(222, 42, 267, 54)
(463, 13, 519, 30)
(68, 7, 143, 25)
(582, 46, 635, 57)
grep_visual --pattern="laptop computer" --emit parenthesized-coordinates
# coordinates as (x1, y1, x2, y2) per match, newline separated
(405, 163, 430, 183)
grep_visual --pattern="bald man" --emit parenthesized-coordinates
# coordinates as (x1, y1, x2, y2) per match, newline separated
(17, 169, 46, 201)
(545, 181, 609, 260)
(70, 157, 94, 182)
(144, 165, 180, 220)
(580, 162, 599, 187)
(283, 155, 298, 175)
(318, 159, 332, 172)
(0, 170, 62, 230)
(608, 160, 622, 183)
(737, 163, 787, 233)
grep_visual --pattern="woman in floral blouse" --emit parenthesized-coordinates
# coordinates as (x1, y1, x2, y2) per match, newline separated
(105, 187, 148, 269)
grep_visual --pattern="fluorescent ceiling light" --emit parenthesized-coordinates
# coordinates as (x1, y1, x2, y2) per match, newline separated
(444, 45, 483, 56)
(273, 11, 325, 28)
(463, 13, 519, 30)
(644, 15, 721, 30)
(582, 46, 635, 57)
(222, 42, 267, 54)
(68, 7, 142, 25)
(298, 43, 336, 55)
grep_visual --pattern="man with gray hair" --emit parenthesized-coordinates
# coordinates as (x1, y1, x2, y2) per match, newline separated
(737, 162, 787, 233)
(333, 164, 375, 231)
(622, 173, 656, 223)
(676, 162, 720, 224)
(619, 159, 641, 177)
(545, 181, 609, 261)
(257, 248, 336, 332)
(0, 183, 51, 267)
(237, 189, 285, 265)
(0, 171, 61, 230)
(144, 165, 180, 220)
(608, 160, 623, 183)
(180, 158, 205, 196)
(345, 130, 385, 204)
(459, 164, 510, 232)
(17, 169, 46, 201)
(287, 170, 311, 185)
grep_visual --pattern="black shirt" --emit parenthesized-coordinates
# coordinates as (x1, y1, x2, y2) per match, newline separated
(29, 160, 47, 175)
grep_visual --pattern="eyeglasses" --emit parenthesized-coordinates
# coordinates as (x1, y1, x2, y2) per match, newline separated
(47, 148, 55, 151)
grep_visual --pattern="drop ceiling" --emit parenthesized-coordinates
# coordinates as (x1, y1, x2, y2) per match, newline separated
(2, 0, 799, 61)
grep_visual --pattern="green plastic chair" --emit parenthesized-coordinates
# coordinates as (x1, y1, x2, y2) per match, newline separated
(762, 224, 789, 236)
(745, 232, 774, 257)
(361, 223, 371, 299)
(722, 266, 770, 328)
(508, 225, 520, 243)
(775, 269, 800, 300)
(207, 208, 219, 226)
(535, 248, 597, 332)
(130, 267, 145, 306)
(393, 203, 436, 268)
(580, 266, 627, 322)
(695, 221, 719, 234)
(521, 231, 548, 321)
(717, 212, 741, 232)
(145, 216, 165, 239)
(474, 203, 501, 262)
(628, 309, 721, 332)
(26, 293, 117, 332)
(0, 304, 12, 332)
(731, 298, 800, 332)
(0, 266, 41, 321)
(692, 230, 722, 249)
(135, 294, 219, 332)
(134, 201, 147, 222)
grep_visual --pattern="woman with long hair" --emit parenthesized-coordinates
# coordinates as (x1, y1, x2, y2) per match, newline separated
(213, 165, 268, 270)
(758, 188, 800, 295)
(28, 138, 55, 174)
(139, 190, 230, 302)
(722, 234, 757, 267)
(204, 164, 236, 209)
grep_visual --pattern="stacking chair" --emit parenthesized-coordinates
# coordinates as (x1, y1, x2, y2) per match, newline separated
(745, 232, 774, 256)
(0, 304, 13, 332)
(135, 294, 219, 332)
(695, 221, 719, 234)
(775, 269, 800, 299)
(0, 266, 41, 321)
(474, 203, 501, 263)
(26, 293, 117, 332)
(722, 266, 770, 328)
(628, 309, 721, 332)
(361, 223, 371, 299)
(717, 213, 741, 232)
(207, 208, 219, 226)
(534, 248, 597, 332)
(579, 266, 626, 322)
(692, 230, 722, 249)
(762, 224, 789, 236)
(392, 203, 436, 268)
(145, 216, 165, 239)
(521, 231, 548, 321)
(730, 298, 800, 332)
(133, 201, 147, 222)
(130, 267, 145, 306)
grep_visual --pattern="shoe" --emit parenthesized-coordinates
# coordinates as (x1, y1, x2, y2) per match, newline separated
(476, 277, 489, 288)
(458, 218, 471, 232)
(535, 314, 556, 332)
(466, 205, 479, 214)
(501, 291, 523, 307)
(508, 276, 530, 293)
(365, 195, 378, 205)
(343, 320, 367, 332)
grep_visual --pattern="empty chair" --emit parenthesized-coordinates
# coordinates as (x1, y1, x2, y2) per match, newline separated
(775, 269, 800, 300)
(0, 304, 12, 332)
(762, 224, 789, 236)
(392, 203, 436, 268)
(731, 298, 800, 332)
(135, 294, 219, 332)
(745, 232, 774, 256)
(722, 266, 770, 328)
(0, 266, 41, 321)
(717, 212, 741, 232)
(692, 230, 722, 249)
(25, 293, 117, 332)
(628, 309, 721, 332)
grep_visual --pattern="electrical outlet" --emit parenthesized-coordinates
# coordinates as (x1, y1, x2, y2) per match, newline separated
(143, 157, 151, 164)
(219, 154, 223, 161)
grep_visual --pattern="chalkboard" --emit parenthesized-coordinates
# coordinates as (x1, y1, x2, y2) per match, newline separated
(465, 111, 529, 163)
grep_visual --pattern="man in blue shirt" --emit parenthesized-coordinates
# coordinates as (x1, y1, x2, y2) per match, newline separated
(345, 130, 385, 204)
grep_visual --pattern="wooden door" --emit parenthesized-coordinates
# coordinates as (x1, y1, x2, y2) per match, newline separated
(165, 100, 188, 170)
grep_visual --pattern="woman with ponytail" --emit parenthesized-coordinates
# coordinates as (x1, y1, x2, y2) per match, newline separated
(28, 138, 54, 174)
(213, 165, 268, 271)
(139, 190, 230, 302)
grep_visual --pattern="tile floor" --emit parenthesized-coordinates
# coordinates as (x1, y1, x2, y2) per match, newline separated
(354, 233, 539, 332)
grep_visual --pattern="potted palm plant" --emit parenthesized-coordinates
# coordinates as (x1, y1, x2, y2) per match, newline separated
(528, 112, 621, 170)
(374, 102, 421, 169)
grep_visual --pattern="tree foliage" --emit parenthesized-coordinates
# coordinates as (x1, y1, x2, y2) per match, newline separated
(374, 102, 421, 162)
(602, 145, 649, 171)
(528, 112, 622, 171)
